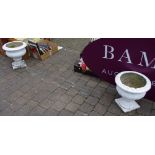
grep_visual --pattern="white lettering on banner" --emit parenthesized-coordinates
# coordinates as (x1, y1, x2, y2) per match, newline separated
(102, 45, 114, 59)
(101, 68, 106, 74)
(118, 49, 133, 64)
(101, 68, 119, 77)
(138, 51, 155, 69)
(102, 45, 155, 69)
(152, 81, 155, 86)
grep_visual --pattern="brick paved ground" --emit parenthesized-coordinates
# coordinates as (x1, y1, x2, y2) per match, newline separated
(0, 38, 155, 116)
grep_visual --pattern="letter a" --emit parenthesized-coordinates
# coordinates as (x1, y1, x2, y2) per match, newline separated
(118, 49, 132, 64)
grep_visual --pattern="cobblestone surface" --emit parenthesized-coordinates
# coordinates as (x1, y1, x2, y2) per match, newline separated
(0, 38, 155, 116)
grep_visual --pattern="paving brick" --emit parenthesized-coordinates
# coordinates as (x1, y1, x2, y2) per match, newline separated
(0, 100, 10, 112)
(65, 102, 80, 112)
(98, 81, 110, 88)
(89, 111, 100, 116)
(87, 80, 98, 88)
(94, 103, 107, 115)
(0, 107, 14, 116)
(29, 105, 46, 116)
(67, 88, 78, 97)
(78, 91, 90, 98)
(99, 93, 115, 107)
(142, 98, 153, 104)
(9, 97, 28, 112)
(52, 101, 67, 111)
(53, 77, 66, 86)
(91, 86, 105, 98)
(66, 76, 80, 85)
(90, 75, 101, 81)
(75, 111, 88, 116)
(151, 110, 155, 116)
(91, 90, 104, 98)
(4, 86, 15, 95)
(61, 71, 73, 80)
(72, 95, 85, 105)
(22, 91, 34, 100)
(60, 81, 72, 90)
(79, 87, 93, 97)
(39, 99, 54, 109)
(106, 85, 117, 95)
(85, 96, 99, 106)
(20, 84, 31, 93)
(43, 83, 58, 93)
(137, 100, 152, 116)
(94, 85, 106, 92)
(79, 75, 90, 82)
(15, 100, 38, 115)
(59, 109, 74, 116)
(74, 85, 86, 92)
(32, 90, 50, 103)
(8, 90, 23, 102)
(127, 110, 138, 116)
(75, 80, 87, 87)
(44, 108, 59, 116)
(16, 97, 28, 105)
(79, 102, 94, 113)
(104, 112, 116, 116)
(59, 94, 72, 103)
(53, 87, 66, 96)
(48, 93, 62, 102)
(108, 103, 122, 115)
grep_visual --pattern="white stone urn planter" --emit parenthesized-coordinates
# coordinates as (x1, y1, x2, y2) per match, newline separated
(2, 41, 27, 69)
(115, 71, 151, 112)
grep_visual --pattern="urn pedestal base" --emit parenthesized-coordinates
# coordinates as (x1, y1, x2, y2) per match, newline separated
(115, 98, 140, 113)
(12, 59, 27, 70)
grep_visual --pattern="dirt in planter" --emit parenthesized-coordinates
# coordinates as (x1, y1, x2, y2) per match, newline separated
(6, 42, 23, 48)
(120, 73, 146, 88)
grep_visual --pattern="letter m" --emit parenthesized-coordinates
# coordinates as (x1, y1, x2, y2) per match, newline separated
(138, 51, 155, 69)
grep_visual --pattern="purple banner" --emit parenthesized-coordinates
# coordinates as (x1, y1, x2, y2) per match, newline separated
(82, 38, 155, 101)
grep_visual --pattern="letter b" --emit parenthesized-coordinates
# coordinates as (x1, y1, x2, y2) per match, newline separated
(102, 45, 114, 59)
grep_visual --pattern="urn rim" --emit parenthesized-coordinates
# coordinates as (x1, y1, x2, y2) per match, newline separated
(115, 71, 151, 93)
(2, 41, 27, 51)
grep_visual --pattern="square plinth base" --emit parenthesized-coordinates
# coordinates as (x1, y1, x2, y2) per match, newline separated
(115, 98, 140, 113)
(12, 60, 27, 70)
